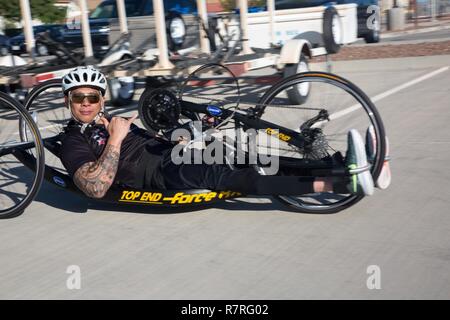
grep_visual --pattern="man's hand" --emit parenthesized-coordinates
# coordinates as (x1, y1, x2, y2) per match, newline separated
(99, 114, 138, 146)
(74, 114, 138, 199)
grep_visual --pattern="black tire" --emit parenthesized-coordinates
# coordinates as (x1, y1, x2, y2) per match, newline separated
(138, 87, 177, 132)
(283, 53, 310, 105)
(138, 86, 202, 134)
(36, 44, 48, 56)
(167, 12, 186, 51)
(323, 6, 342, 54)
(0, 91, 45, 219)
(108, 76, 135, 107)
(256, 72, 386, 214)
(207, 17, 218, 52)
(364, 29, 380, 43)
(0, 46, 9, 56)
(364, 10, 381, 43)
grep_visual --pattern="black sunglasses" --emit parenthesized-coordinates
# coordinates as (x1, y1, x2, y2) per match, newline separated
(70, 92, 101, 104)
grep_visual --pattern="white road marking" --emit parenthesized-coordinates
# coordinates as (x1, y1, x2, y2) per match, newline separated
(328, 66, 449, 121)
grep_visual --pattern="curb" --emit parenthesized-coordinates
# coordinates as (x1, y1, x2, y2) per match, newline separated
(381, 24, 450, 39)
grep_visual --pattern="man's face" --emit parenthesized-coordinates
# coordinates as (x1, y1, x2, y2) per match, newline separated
(66, 87, 103, 123)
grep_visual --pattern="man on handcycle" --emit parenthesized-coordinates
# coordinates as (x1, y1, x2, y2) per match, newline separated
(59, 66, 375, 199)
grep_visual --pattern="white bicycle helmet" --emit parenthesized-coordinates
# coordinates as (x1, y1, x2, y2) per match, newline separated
(62, 66, 107, 96)
(63, 66, 108, 131)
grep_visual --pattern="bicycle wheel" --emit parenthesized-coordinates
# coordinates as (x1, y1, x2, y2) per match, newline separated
(255, 72, 386, 214)
(0, 92, 44, 218)
(138, 63, 241, 136)
(22, 78, 69, 175)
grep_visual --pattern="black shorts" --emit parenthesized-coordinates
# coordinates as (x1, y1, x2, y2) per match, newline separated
(139, 148, 315, 196)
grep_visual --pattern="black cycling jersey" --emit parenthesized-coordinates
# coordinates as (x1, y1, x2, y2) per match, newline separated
(60, 117, 316, 195)
(60, 118, 171, 188)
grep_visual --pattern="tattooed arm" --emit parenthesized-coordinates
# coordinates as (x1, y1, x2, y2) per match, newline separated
(72, 115, 138, 198)
(73, 143, 121, 198)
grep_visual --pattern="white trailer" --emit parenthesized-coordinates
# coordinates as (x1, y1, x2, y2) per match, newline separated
(238, 2, 358, 50)
(111, 0, 357, 76)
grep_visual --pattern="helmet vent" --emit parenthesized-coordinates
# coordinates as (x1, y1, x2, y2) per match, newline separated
(62, 66, 107, 95)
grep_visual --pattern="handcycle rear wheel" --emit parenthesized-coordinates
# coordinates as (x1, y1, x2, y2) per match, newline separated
(255, 71, 386, 214)
(0, 92, 45, 218)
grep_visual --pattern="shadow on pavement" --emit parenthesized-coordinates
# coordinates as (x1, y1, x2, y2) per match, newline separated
(87, 196, 287, 215)
(33, 180, 89, 214)
(34, 180, 289, 215)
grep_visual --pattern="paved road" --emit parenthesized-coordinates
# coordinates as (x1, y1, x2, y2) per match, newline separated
(383, 28, 450, 42)
(355, 27, 450, 45)
(1, 55, 450, 299)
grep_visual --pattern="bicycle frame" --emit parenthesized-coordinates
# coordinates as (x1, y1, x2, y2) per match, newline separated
(5, 96, 347, 208)
(179, 100, 347, 177)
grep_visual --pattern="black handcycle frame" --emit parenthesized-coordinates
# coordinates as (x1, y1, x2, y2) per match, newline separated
(2, 68, 386, 215)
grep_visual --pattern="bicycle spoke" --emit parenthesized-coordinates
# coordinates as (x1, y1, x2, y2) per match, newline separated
(1, 92, 44, 218)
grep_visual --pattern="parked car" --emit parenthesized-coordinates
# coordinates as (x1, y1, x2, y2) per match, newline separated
(0, 34, 11, 56)
(55, 18, 111, 59)
(9, 24, 63, 56)
(58, 0, 197, 59)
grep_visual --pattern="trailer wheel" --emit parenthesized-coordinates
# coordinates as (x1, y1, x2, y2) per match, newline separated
(364, 28, 380, 43)
(364, 18, 380, 43)
(167, 12, 186, 51)
(283, 53, 310, 105)
(323, 6, 342, 54)
(0, 46, 8, 56)
(108, 76, 135, 107)
(207, 17, 219, 52)
(36, 44, 48, 56)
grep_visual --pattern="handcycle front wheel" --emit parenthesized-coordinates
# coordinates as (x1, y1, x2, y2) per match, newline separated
(21, 78, 69, 175)
(0, 92, 45, 218)
(255, 71, 386, 214)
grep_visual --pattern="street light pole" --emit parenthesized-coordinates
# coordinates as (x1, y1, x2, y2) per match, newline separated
(431, 0, 437, 22)
(267, 0, 276, 46)
(19, 0, 35, 60)
(197, 0, 210, 54)
(238, 0, 254, 54)
(116, 0, 129, 34)
(153, 0, 174, 69)
(79, 0, 94, 60)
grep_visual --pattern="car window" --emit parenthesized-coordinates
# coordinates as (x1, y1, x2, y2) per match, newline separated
(125, 0, 143, 16)
(91, 0, 144, 19)
(90, 2, 118, 19)
(164, 0, 197, 14)
(34, 26, 49, 33)
(142, 0, 153, 15)
(336, 0, 378, 5)
(142, 0, 196, 15)
(275, 0, 330, 10)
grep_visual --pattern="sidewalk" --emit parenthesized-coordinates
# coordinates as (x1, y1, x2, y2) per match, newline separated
(381, 17, 450, 38)
(312, 41, 450, 62)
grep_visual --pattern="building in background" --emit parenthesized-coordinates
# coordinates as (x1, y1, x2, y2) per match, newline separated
(55, 0, 103, 11)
